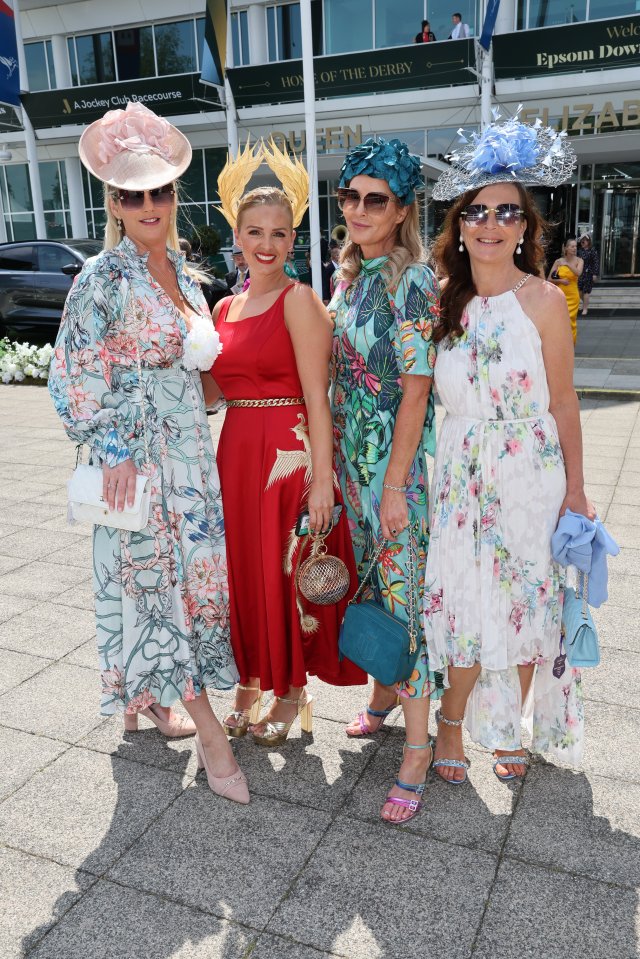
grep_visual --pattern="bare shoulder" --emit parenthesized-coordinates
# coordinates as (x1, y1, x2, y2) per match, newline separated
(285, 282, 330, 323)
(519, 275, 566, 327)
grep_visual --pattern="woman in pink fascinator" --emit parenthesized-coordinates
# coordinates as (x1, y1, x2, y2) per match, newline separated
(48, 102, 250, 805)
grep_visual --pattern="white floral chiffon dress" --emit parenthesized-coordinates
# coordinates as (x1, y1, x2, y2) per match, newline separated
(424, 287, 584, 764)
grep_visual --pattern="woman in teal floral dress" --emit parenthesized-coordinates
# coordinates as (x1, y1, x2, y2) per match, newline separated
(49, 103, 249, 804)
(330, 138, 442, 824)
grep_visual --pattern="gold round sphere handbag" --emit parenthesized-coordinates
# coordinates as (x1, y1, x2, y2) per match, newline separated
(297, 527, 350, 606)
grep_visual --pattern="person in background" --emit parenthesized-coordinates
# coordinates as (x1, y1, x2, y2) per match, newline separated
(548, 238, 583, 345)
(178, 237, 228, 311)
(449, 12, 470, 38)
(414, 19, 437, 42)
(284, 248, 300, 280)
(226, 244, 249, 294)
(577, 234, 600, 316)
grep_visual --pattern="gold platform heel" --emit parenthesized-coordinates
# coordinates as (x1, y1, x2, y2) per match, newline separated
(251, 690, 313, 747)
(222, 684, 263, 738)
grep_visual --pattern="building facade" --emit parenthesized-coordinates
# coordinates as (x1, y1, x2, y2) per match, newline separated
(1, 0, 639, 278)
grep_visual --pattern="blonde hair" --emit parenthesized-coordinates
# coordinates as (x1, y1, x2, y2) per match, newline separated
(235, 186, 294, 230)
(103, 181, 210, 285)
(337, 201, 426, 293)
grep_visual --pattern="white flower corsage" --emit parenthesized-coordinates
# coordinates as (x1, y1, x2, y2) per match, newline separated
(182, 316, 223, 372)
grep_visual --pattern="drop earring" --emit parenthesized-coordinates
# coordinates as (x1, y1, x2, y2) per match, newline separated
(459, 235, 464, 252)
(516, 237, 523, 255)
(117, 218, 122, 232)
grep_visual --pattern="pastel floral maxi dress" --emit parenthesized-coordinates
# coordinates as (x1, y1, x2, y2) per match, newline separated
(49, 237, 237, 715)
(424, 287, 584, 763)
(331, 258, 442, 699)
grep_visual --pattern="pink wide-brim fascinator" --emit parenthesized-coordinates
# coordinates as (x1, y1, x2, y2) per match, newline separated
(78, 102, 192, 191)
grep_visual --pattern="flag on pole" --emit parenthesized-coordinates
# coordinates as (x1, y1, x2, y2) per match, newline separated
(479, 0, 501, 51)
(0, 0, 20, 107)
(201, 0, 227, 88)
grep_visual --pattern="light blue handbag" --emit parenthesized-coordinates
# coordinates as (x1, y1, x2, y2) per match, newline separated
(562, 573, 600, 668)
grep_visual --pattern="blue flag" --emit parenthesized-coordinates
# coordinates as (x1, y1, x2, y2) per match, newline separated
(0, 0, 20, 107)
(479, 0, 501, 52)
(201, 0, 226, 87)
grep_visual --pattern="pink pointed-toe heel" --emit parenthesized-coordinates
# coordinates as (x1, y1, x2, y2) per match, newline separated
(132, 706, 197, 739)
(195, 735, 250, 805)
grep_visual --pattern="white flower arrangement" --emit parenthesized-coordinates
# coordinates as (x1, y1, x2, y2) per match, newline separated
(0, 338, 53, 384)
(181, 317, 223, 372)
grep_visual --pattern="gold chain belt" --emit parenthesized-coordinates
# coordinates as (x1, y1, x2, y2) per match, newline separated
(226, 397, 305, 408)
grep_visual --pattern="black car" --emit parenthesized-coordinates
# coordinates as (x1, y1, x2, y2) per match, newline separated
(0, 238, 103, 346)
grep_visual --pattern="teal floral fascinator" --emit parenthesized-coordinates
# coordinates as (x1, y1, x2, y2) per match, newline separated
(432, 107, 576, 201)
(339, 137, 424, 206)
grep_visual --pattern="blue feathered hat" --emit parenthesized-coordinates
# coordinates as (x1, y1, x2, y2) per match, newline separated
(432, 107, 577, 201)
(339, 136, 424, 206)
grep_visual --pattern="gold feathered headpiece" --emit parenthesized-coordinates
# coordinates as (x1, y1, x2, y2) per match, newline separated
(217, 137, 309, 230)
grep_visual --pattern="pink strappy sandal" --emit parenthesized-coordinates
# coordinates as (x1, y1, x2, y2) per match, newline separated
(381, 740, 434, 825)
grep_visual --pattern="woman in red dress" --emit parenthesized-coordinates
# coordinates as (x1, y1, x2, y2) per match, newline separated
(204, 145, 365, 746)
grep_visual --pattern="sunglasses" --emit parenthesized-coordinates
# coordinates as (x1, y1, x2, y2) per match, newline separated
(461, 203, 524, 226)
(115, 184, 175, 211)
(336, 188, 397, 213)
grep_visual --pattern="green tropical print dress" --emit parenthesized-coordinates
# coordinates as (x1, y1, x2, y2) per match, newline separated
(330, 257, 442, 699)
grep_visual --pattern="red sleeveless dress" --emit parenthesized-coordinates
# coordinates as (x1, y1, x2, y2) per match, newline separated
(212, 285, 366, 696)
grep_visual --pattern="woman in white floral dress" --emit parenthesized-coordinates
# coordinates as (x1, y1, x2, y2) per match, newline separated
(425, 117, 595, 783)
(49, 103, 249, 804)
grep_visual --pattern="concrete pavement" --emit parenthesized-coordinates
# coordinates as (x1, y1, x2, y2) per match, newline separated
(574, 313, 640, 394)
(0, 385, 639, 959)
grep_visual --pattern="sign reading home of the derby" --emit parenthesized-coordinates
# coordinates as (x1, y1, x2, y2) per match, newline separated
(227, 40, 475, 108)
(494, 15, 640, 79)
(22, 73, 222, 129)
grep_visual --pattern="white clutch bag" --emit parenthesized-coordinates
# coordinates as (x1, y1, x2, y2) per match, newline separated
(67, 463, 151, 531)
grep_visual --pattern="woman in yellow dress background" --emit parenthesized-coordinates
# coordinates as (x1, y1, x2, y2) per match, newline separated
(548, 238, 583, 344)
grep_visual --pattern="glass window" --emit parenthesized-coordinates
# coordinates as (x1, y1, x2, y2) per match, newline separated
(267, 3, 303, 61)
(527, 0, 586, 27)
(4, 165, 33, 214)
(231, 11, 250, 65)
(383, 129, 425, 156)
(427, 126, 475, 162)
(0, 245, 36, 270)
(196, 17, 206, 69)
(179, 154, 205, 206)
(75, 33, 115, 84)
(24, 42, 49, 92)
(115, 27, 155, 80)
(67, 38, 78, 86)
(45, 41, 57, 88)
(375, 0, 422, 48)
(324, 0, 372, 54)
(39, 162, 65, 212)
(37, 245, 78, 272)
(155, 19, 197, 75)
(588, 0, 636, 19)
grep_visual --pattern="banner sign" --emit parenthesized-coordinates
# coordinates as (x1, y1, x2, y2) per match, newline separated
(0, 0, 20, 107)
(494, 15, 640, 79)
(201, 0, 226, 87)
(479, 0, 501, 52)
(22, 72, 223, 129)
(227, 40, 475, 108)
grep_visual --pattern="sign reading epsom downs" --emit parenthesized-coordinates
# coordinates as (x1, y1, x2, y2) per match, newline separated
(494, 15, 640, 79)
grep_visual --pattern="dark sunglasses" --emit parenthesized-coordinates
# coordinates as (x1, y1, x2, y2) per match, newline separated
(336, 187, 397, 213)
(115, 183, 175, 211)
(461, 203, 524, 226)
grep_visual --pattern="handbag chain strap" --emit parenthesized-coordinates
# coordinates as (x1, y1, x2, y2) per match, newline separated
(348, 522, 419, 654)
(577, 570, 589, 618)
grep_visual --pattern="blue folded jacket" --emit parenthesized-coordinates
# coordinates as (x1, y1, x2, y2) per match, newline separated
(551, 509, 619, 608)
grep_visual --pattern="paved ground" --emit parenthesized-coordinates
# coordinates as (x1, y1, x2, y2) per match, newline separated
(574, 313, 640, 393)
(0, 385, 639, 959)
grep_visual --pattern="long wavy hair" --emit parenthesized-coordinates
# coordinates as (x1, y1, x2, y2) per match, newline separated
(337, 198, 426, 293)
(103, 181, 208, 284)
(431, 184, 548, 343)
